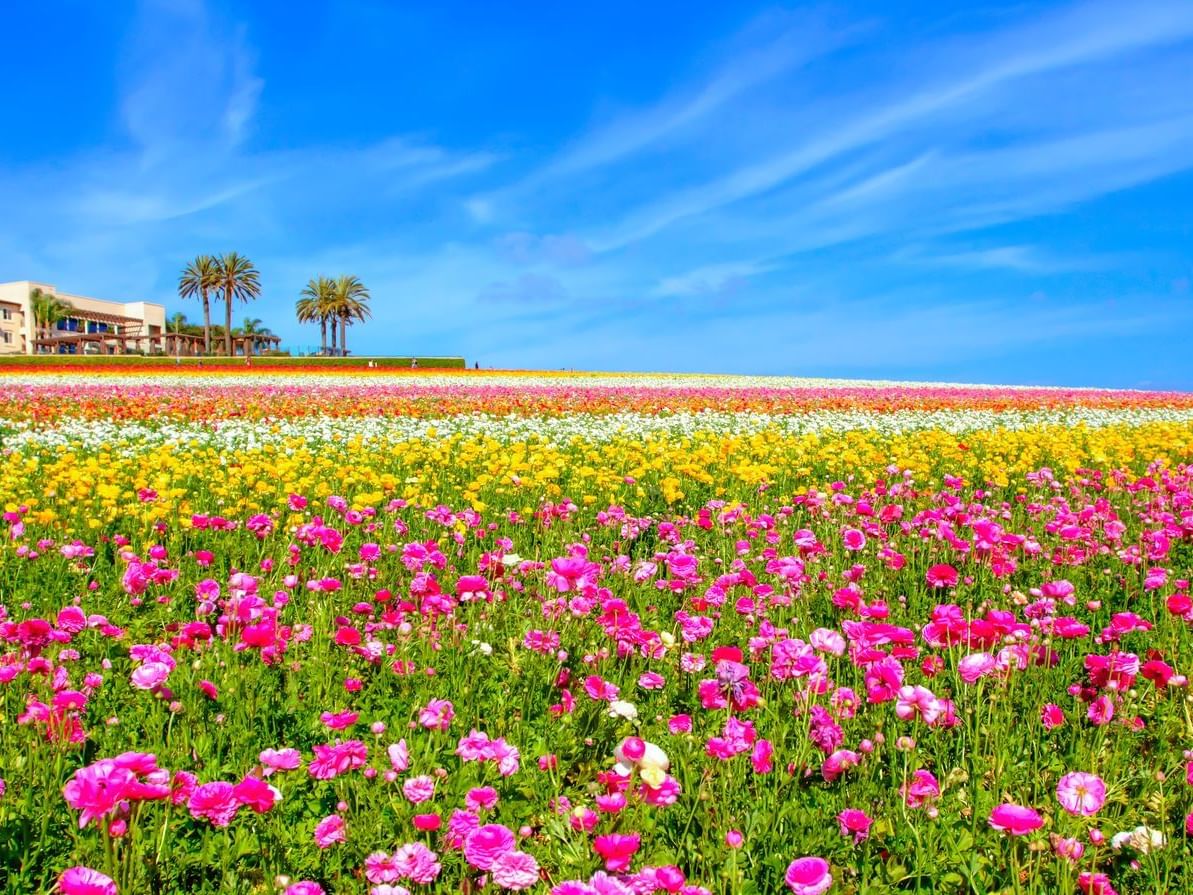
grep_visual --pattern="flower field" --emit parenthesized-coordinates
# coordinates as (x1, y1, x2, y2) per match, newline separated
(2, 370, 1193, 895)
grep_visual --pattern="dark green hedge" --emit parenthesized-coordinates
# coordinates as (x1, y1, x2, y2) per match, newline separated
(0, 355, 467, 369)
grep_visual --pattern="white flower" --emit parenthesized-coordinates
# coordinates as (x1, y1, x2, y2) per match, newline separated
(608, 700, 638, 721)
(1111, 825, 1166, 853)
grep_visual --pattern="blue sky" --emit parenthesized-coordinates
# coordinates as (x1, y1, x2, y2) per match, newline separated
(3, 0, 1193, 387)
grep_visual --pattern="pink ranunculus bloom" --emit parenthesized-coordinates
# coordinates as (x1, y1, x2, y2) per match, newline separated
(593, 833, 640, 872)
(1087, 695, 1115, 726)
(232, 774, 281, 813)
(490, 850, 541, 890)
(259, 747, 303, 774)
(419, 698, 455, 731)
(315, 813, 347, 847)
(392, 842, 441, 884)
(902, 769, 940, 808)
(284, 883, 325, 895)
(59, 866, 117, 895)
(1040, 704, 1065, 730)
(1056, 772, 1107, 816)
(989, 803, 1044, 835)
(464, 823, 516, 870)
(466, 786, 499, 811)
(926, 564, 959, 588)
(130, 661, 172, 691)
(188, 781, 240, 827)
(403, 775, 435, 804)
(63, 760, 136, 828)
(838, 808, 873, 843)
(784, 856, 832, 895)
(1076, 872, 1118, 895)
(387, 740, 410, 772)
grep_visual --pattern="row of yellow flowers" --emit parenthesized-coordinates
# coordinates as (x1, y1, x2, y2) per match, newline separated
(6, 421, 1192, 534)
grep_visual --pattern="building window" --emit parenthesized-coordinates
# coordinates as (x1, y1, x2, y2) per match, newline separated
(1, 308, 11, 320)
(2, 331, 11, 344)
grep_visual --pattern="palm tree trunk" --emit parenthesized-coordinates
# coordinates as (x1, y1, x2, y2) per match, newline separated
(329, 318, 338, 356)
(202, 293, 212, 355)
(224, 286, 234, 356)
(320, 319, 327, 355)
(340, 315, 347, 356)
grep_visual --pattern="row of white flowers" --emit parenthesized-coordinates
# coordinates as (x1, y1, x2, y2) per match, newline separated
(4, 406, 1192, 453)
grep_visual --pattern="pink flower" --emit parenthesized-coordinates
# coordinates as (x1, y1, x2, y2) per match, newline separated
(130, 661, 172, 691)
(490, 850, 541, 890)
(466, 786, 499, 811)
(284, 884, 325, 895)
(926, 563, 959, 588)
(838, 808, 873, 843)
(419, 698, 455, 731)
(403, 775, 435, 804)
(232, 774, 281, 813)
(902, 769, 940, 808)
(1056, 772, 1107, 816)
(1077, 873, 1118, 895)
(1087, 695, 1115, 726)
(63, 761, 136, 828)
(413, 813, 441, 831)
(314, 814, 346, 848)
(1040, 704, 1065, 730)
(726, 830, 744, 849)
(784, 856, 832, 895)
(58, 867, 117, 895)
(668, 714, 692, 734)
(387, 740, 410, 772)
(392, 842, 441, 884)
(842, 529, 866, 551)
(989, 803, 1044, 835)
(593, 833, 640, 872)
(464, 824, 516, 870)
(188, 781, 240, 827)
(259, 748, 302, 773)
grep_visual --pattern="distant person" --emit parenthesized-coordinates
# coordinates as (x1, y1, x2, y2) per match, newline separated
(474, 361, 479, 370)
(411, 358, 418, 369)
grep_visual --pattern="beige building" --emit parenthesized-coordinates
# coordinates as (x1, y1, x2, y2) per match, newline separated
(0, 281, 167, 355)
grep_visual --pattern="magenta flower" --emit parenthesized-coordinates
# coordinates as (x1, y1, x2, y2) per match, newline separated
(314, 814, 346, 848)
(925, 563, 959, 588)
(593, 833, 640, 872)
(188, 781, 240, 827)
(419, 698, 455, 731)
(838, 808, 873, 843)
(58, 866, 117, 895)
(1057, 772, 1107, 816)
(490, 850, 541, 890)
(989, 803, 1044, 835)
(402, 775, 435, 804)
(784, 856, 833, 895)
(902, 769, 940, 808)
(464, 823, 516, 870)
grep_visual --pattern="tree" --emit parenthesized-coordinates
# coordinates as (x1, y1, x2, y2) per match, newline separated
(29, 288, 72, 345)
(331, 275, 371, 357)
(178, 255, 219, 354)
(167, 311, 189, 334)
(240, 317, 272, 355)
(213, 253, 261, 356)
(297, 276, 336, 355)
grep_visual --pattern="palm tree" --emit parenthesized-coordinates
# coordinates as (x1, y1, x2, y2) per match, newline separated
(178, 255, 219, 354)
(213, 253, 261, 356)
(167, 311, 189, 334)
(29, 288, 73, 346)
(240, 317, 272, 355)
(297, 276, 336, 355)
(331, 275, 371, 357)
